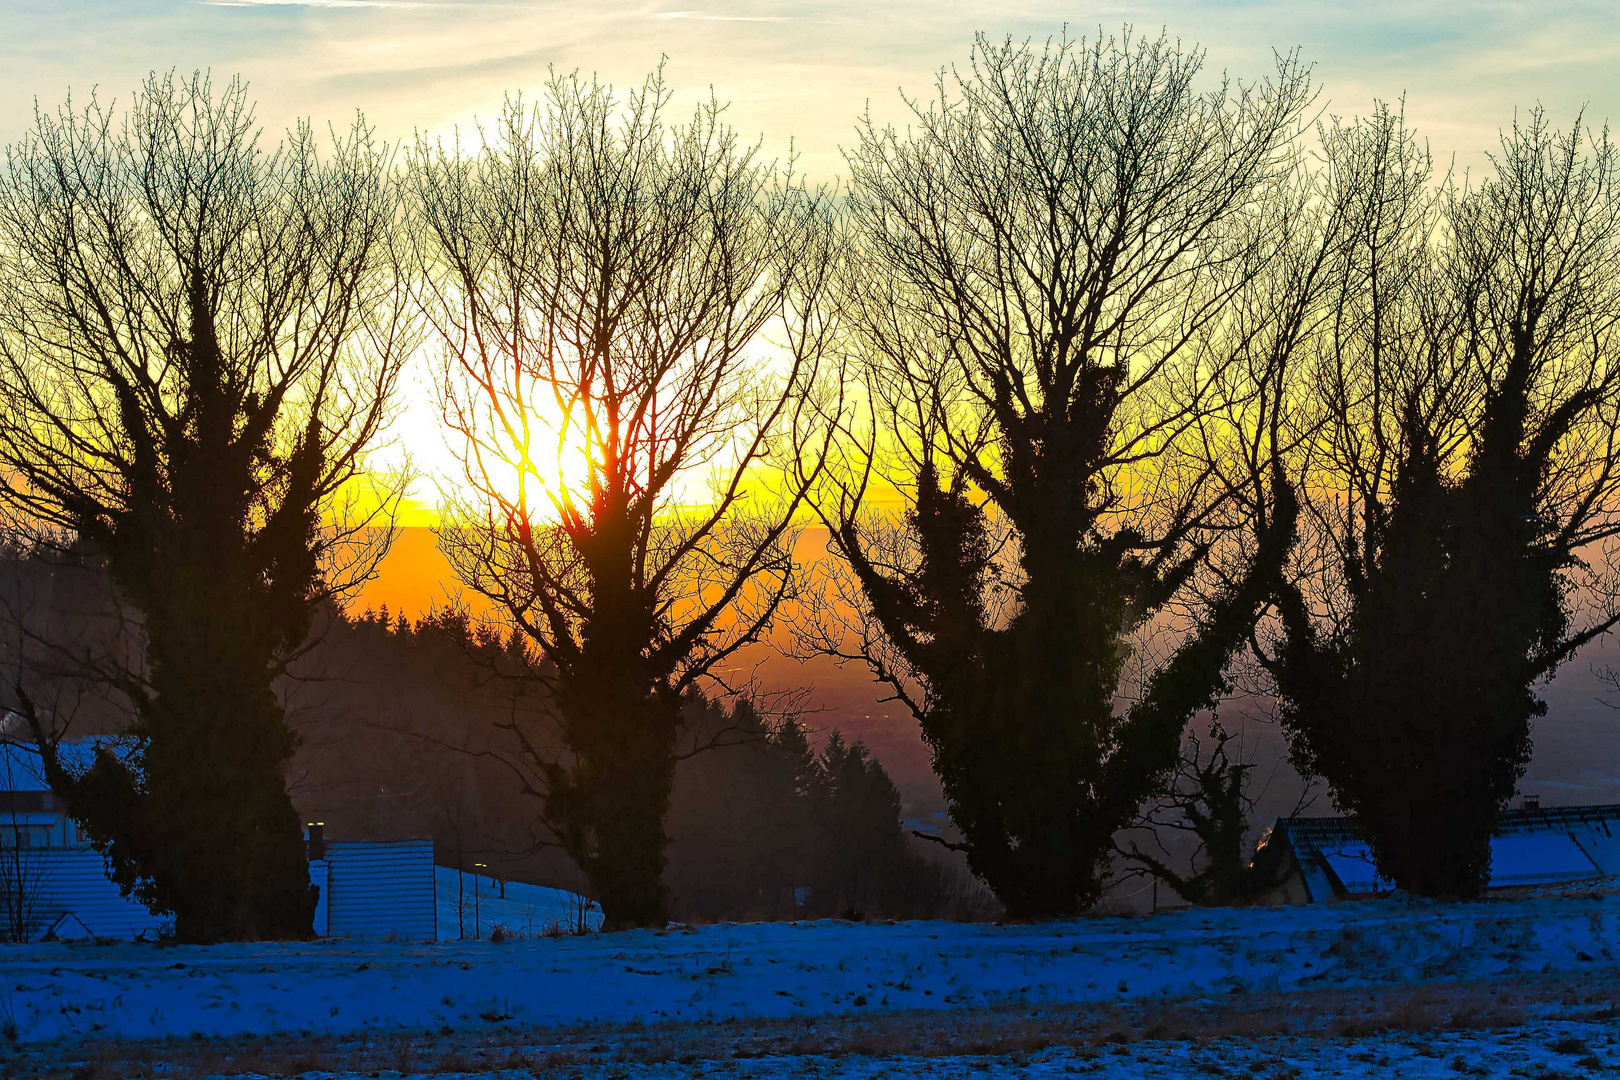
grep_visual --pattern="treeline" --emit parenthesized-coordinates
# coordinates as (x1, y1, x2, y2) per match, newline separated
(0, 568, 979, 924)
(668, 696, 993, 921)
(294, 606, 988, 922)
(0, 28, 1616, 939)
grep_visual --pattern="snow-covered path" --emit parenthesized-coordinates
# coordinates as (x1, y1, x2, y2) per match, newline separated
(3, 891, 1616, 1046)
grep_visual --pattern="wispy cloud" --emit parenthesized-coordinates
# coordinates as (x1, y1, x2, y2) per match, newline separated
(7, 0, 1617, 188)
(654, 10, 793, 21)
(202, 1, 430, 7)
(201, 0, 464, 8)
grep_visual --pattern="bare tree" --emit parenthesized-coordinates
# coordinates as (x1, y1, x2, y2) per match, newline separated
(797, 31, 1314, 916)
(0, 735, 51, 943)
(1265, 104, 1620, 898)
(1110, 97, 1365, 909)
(0, 72, 413, 940)
(405, 68, 837, 928)
(1116, 720, 1259, 906)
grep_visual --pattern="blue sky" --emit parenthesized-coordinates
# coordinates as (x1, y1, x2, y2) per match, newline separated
(3, 0, 1617, 181)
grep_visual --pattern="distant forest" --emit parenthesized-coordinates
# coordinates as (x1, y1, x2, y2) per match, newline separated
(292, 604, 994, 922)
(0, 548, 988, 922)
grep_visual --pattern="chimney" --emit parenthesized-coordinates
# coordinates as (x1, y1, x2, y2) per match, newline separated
(306, 822, 326, 862)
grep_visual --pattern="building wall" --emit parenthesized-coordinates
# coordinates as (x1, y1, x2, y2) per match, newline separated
(3, 848, 166, 941)
(324, 840, 436, 941)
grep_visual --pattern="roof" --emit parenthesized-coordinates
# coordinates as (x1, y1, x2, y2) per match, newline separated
(1270, 804, 1620, 899)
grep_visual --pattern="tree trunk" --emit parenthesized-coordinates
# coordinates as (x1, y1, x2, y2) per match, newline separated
(140, 645, 314, 942)
(552, 671, 680, 930)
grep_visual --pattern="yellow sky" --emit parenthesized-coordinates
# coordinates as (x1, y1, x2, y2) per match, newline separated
(9, 0, 1620, 611)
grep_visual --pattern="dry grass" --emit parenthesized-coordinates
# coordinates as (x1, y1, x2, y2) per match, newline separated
(8, 968, 1617, 1079)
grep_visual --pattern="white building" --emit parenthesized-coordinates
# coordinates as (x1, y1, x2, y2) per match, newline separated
(0, 738, 163, 940)
(0, 738, 436, 942)
(0, 740, 85, 850)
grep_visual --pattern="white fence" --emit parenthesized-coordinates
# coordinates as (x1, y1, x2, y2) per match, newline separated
(320, 839, 436, 941)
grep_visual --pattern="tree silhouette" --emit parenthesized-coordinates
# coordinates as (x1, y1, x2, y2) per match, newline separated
(0, 73, 410, 941)
(406, 68, 837, 928)
(801, 32, 1313, 916)
(1265, 105, 1620, 898)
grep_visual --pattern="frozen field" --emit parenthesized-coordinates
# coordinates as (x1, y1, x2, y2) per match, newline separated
(232, 1019, 1620, 1079)
(4, 888, 1617, 1077)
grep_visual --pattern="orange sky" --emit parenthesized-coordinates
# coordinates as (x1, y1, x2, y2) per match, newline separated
(349, 524, 1620, 814)
(347, 524, 950, 801)
(351, 526, 467, 620)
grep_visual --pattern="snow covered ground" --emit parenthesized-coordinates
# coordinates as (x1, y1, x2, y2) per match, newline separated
(15, 980, 1620, 1077)
(434, 867, 603, 941)
(4, 888, 1617, 1077)
(252, 1020, 1620, 1079)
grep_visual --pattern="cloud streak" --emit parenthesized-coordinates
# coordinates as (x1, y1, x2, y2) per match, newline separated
(201, 0, 438, 7)
(654, 10, 793, 21)
(7, 0, 1618, 183)
(200, 0, 800, 13)
(200, 0, 529, 8)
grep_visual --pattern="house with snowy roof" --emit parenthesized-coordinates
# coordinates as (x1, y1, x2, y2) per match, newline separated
(0, 737, 164, 941)
(0, 738, 88, 851)
(0, 737, 437, 942)
(1252, 802, 1620, 903)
